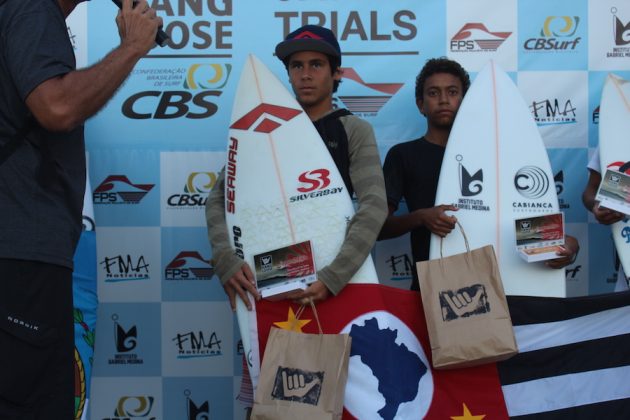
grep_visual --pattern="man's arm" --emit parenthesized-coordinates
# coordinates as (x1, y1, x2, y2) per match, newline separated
(582, 168, 625, 225)
(296, 117, 388, 300)
(205, 169, 259, 311)
(379, 204, 458, 239)
(25, 0, 161, 132)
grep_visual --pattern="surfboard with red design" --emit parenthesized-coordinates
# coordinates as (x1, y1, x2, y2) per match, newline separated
(429, 60, 565, 297)
(599, 73, 630, 278)
(224, 54, 378, 387)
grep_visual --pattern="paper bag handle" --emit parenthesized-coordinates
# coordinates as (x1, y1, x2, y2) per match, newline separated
(439, 221, 470, 259)
(295, 298, 323, 334)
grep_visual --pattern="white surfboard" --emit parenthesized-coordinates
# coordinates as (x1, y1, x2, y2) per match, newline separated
(599, 73, 630, 278)
(225, 54, 378, 387)
(429, 60, 565, 297)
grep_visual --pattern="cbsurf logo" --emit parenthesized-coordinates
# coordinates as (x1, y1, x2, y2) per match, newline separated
(167, 171, 218, 208)
(523, 16, 581, 51)
(122, 63, 231, 120)
(290, 169, 343, 202)
(93, 175, 154, 205)
(450, 23, 512, 52)
(165, 251, 214, 280)
(337, 67, 404, 116)
(104, 396, 155, 420)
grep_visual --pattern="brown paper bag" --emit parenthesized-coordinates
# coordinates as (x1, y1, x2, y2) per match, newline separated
(251, 304, 351, 420)
(417, 223, 518, 369)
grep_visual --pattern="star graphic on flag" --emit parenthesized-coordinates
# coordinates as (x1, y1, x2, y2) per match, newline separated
(450, 403, 486, 420)
(273, 307, 311, 332)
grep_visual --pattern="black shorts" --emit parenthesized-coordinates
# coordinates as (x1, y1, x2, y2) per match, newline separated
(0, 259, 74, 419)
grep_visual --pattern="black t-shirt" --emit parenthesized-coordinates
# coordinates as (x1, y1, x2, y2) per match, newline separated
(383, 137, 445, 289)
(0, 0, 85, 268)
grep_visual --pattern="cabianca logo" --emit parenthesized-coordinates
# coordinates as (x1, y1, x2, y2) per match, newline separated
(230, 104, 302, 133)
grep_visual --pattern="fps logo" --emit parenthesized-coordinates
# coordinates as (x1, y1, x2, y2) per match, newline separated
(523, 16, 581, 51)
(172, 329, 222, 358)
(450, 23, 512, 52)
(102, 396, 155, 420)
(93, 175, 155, 205)
(108, 315, 144, 366)
(100, 254, 150, 282)
(122, 63, 231, 120)
(164, 251, 214, 280)
(337, 68, 404, 116)
(167, 172, 218, 208)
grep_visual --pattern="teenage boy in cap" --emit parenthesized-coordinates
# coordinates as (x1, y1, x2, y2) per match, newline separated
(206, 24, 387, 309)
(379, 58, 579, 291)
(205, 23, 387, 411)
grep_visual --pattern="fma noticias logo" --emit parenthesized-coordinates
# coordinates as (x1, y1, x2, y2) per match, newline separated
(93, 175, 155, 205)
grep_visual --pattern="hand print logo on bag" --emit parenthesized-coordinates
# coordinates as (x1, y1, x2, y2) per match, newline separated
(439, 284, 490, 322)
(271, 366, 324, 405)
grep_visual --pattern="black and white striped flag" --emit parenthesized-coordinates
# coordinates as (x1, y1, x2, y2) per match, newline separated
(499, 291, 630, 418)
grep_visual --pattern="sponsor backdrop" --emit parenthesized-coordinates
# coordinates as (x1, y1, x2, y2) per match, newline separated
(67, 0, 630, 418)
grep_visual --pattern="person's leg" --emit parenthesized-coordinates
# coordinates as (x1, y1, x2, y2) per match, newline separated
(0, 259, 74, 419)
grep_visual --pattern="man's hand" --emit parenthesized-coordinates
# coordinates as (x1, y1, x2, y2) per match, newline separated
(116, 0, 162, 57)
(592, 202, 626, 225)
(546, 235, 580, 269)
(285, 280, 331, 305)
(442, 288, 483, 319)
(419, 204, 458, 237)
(281, 370, 320, 398)
(222, 263, 260, 311)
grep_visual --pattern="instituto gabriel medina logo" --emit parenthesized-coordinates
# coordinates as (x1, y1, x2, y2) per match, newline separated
(337, 68, 404, 116)
(183, 63, 231, 90)
(450, 23, 512, 52)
